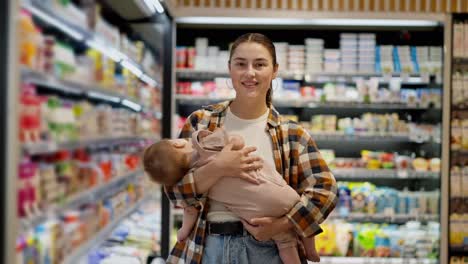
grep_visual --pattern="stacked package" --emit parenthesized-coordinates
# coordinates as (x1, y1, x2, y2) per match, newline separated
(396, 46, 413, 73)
(274, 42, 288, 73)
(324, 49, 341, 73)
(190, 38, 230, 72)
(194, 38, 208, 71)
(305, 38, 324, 73)
(358, 33, 376, 73)
(429, 46, 443, 75)
(288, 45, 305, 73)
(453, 21, 468, 58)
(340, 33, 358, 73)
(379, 45, 394, 74)
(415, 46, 430, 74)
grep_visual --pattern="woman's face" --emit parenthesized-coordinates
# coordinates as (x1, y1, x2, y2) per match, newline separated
(229, 42, 278, 104)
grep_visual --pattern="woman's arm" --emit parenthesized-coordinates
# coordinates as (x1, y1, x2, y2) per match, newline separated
(285, 129, 338, 238)
(164, 111, 262, 209)
(193, 143, 261, 193)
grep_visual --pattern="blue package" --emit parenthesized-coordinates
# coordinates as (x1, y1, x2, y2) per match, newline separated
(375, 46, 381, 73)
(338, 186, 352, 217)
(393, 47, 401, 73)
(87, 249, 109, 264)
(411, 46, 420, 74)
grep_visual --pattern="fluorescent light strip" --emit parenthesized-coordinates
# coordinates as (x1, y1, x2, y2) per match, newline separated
(87, 91, 121, 103)
(24, 3, 85, 41)
(143, 0, 157, 13)
(154, 0, 165, 13)
(176, 17, 439, 27)
(143, 0, 165, 14)
(122, 99, 142, 112)
(121, 60, 143, 77)
(140, 73, 158, 87)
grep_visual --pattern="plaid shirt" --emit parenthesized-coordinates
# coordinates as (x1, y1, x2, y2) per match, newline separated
(165, 101, 337, 264)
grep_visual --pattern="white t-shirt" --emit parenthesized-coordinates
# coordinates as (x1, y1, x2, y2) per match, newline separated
(207, 107, 275, 222)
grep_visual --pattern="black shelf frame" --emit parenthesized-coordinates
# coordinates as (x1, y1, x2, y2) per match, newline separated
(0, 0, 10, 262)
(161, 12, 174, 260)
(449, 12, 468, 262)
(174, 20, 447, 263)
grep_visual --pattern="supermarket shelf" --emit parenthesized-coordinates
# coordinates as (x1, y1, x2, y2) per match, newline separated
(333, 168, 439, 180)
(176, 69, 437, 84)
(273, 100, 439, 110)
(317, 257, 437, 264)
(63, 195, 150, 264)
(21, 68, 162, 118)
(452, 104, 468, 111)
(176, 69, 230, 79)
(21, 0, 160, 88)
(176, 94, 234, 105)
(453, 57, 468, 64)
(22, 136, 157, 155)
(61, 170, 143, 209)
(330, 213, 439, 224)
(452, 149, 468, 156)
(175, 95, 438, 110)
(450, 246, 468, 255)
(309, 132, 431, 144)
(19, 170, 144, 232)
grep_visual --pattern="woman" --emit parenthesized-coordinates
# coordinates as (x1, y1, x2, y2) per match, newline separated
(165, 33, 337, 264)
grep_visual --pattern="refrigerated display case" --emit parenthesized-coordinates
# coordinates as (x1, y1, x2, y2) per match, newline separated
(172, 13, 450, 264)
(2, 0, 174, 263)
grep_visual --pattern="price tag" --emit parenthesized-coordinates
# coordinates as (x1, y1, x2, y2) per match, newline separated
(383, 73, 392, 82)
(400, 72, 410, 82)
(397, 170, 409, 179)
(436, 72, 442, 84)
(383, 207, 394, 217)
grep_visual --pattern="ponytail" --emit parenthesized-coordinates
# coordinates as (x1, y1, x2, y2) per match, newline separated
(266, 86, 272, 107)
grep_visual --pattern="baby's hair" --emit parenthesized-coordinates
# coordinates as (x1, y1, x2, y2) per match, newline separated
(143, 139, 189, 186)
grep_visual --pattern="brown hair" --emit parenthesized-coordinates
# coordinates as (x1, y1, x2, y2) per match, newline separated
(229, 33, 278, 107)
(142, 140, 190, 186)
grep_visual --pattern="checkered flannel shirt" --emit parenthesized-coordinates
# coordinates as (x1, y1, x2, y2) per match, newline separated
(165, 101, 337, 264)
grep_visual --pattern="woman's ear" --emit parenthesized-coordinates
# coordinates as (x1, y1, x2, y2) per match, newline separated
(272, 63, 279, 79)
(228, 60, 231, 71)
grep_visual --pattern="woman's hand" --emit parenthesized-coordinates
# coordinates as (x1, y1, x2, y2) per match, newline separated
(213, 143, 263, 184)
(241, 216, 294, 241)
(171, 139, 188, 148)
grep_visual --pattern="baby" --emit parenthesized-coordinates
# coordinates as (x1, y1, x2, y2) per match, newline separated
(143, 128, 320, 264)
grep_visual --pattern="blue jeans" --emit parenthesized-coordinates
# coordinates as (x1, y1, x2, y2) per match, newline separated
(201, 234, 283, 264)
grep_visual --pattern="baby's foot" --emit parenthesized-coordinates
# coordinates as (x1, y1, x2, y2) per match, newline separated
(177, 228, 191, 242)
(306, 250, 320, 262)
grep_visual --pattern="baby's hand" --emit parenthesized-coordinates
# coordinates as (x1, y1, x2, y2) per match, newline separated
(229, 135, 245, 150)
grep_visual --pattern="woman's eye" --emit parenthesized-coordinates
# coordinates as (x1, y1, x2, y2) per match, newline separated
(256, 63, 266, 68)
(236, 62, 245, 67)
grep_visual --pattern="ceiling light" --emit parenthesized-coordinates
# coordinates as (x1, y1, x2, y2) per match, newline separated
(142, 0, 164, 14)
(176, 17, 439, 27)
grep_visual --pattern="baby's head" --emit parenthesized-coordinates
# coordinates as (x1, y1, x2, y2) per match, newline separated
(143, 139, 192, 186)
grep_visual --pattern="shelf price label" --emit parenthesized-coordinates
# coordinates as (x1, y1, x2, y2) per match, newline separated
(400, 72, 410, 82)
(383, 73, 392, 82)
(421, 72, 430, 83)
